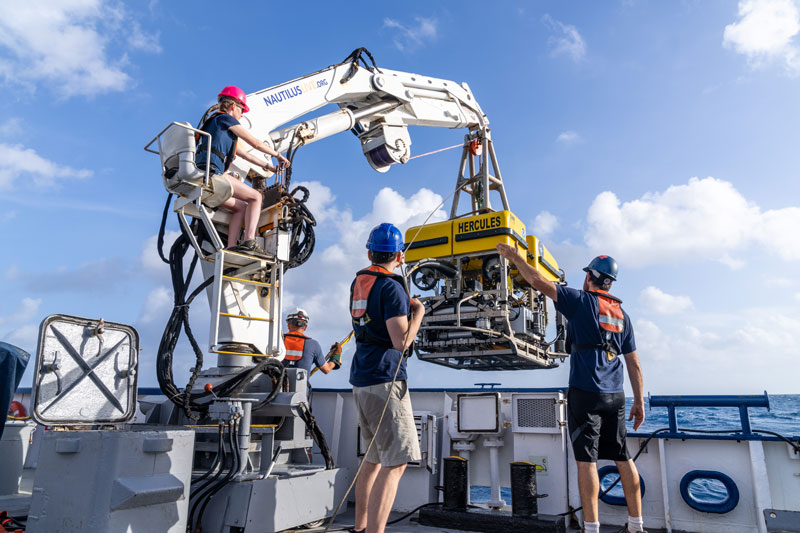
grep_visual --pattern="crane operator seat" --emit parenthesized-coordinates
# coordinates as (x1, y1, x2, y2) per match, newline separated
(158, 122, 234, 220)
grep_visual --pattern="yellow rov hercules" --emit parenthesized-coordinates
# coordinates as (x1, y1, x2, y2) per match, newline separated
(404, 135, 568, 371)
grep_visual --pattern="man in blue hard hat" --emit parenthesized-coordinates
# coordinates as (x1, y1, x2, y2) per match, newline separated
(496, 245, 646, 533)
(348, 222, 425, 533)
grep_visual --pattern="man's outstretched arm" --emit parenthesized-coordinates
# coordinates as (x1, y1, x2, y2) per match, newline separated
(623, 350, 645, 430)
(496, 243, 557, 301)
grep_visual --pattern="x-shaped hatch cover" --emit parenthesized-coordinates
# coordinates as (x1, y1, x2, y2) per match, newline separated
(32, 314, 139, 425)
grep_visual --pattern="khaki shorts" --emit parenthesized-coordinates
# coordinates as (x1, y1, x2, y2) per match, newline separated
(201, 174, 234, 208)
(353, 381, 421, 467)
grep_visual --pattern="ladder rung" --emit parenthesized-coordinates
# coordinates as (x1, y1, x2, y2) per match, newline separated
(211, 348, 273, 357)
(219, 312, 273, 322)
(222, 275, 272, 287)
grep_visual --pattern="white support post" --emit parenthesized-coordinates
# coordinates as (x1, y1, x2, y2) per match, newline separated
(330, 393, 344, 463)
(483, 437, 506, 508)
(210, 251, 225, 352)
(658, 438, 672, 533)
(749, 440, 772, 533)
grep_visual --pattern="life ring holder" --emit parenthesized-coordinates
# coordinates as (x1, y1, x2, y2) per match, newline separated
(680, 470, 739, 514)
(597, 464, 646, 506)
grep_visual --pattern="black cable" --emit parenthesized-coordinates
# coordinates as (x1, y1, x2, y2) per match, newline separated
(190, 424, 225, 488)
(298, 402, 335, 469)
(385, 502, 441, 525)
(283, 185, 317, 271)
(157, 193, 173, 264)
(194, 419, 241, 532)
(188, 424, 230, 531)
(752, 429, 800, 453)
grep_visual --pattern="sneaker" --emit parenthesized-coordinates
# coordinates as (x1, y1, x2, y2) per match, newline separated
(228, 238, 267, 256)
(615, 526, 647, 533)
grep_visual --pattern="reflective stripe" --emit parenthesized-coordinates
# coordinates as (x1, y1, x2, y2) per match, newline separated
(599, 315, 624, 328)
(595, 291, 625, 334)
(350, 265, 395, 319)
(283, 333, 307, 361)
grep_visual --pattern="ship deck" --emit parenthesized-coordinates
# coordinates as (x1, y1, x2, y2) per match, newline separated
(295, 505, 672, 533)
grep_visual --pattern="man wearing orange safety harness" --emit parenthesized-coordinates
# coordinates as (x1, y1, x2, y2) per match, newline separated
(282, 308, 341, 377)
(496, 246, 646, 533)
(348, 223, 425, 533)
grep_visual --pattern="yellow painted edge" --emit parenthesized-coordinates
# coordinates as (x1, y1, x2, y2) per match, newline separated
(219, 312, 273, 322)
(222, 275, 272, 287)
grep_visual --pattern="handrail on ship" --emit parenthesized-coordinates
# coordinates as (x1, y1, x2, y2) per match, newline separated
(649, 392, 770, 435)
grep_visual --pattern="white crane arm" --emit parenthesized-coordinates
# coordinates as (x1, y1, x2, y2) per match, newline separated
(229, 55, 488, 178)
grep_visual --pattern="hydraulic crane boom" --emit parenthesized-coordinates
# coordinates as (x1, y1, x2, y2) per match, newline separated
(229, 48, 487, 180)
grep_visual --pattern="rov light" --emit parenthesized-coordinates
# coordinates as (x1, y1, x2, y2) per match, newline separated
(361, 124, 412, 173)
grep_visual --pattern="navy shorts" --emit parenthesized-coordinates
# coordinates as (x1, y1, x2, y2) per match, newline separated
(567, 387, 631, 463)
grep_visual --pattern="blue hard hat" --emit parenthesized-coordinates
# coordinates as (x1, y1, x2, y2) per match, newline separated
(366, 223, 404, 252)
(583, 255, 618, 281)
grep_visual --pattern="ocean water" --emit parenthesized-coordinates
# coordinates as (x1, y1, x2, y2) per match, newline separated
(471, 394, 800, 506)
(626, 394, 800, 437)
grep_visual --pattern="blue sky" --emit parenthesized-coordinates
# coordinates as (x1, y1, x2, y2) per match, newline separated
(2, 0, 799, 396)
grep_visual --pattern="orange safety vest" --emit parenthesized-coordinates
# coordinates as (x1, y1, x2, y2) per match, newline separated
(350, 265, 404, 320)
(349, 265, 408, 347)
(283, 332, 308, 361)
(571, 290, 626, 360)
(591, 290, 625, 334)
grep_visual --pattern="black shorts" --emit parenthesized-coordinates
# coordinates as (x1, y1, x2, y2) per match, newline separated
(567, 387, 630, 463)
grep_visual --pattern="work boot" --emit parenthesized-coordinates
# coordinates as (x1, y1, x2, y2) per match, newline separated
(228, 238, 267, 257)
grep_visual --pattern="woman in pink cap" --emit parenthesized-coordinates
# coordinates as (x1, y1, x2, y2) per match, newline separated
(196, 86, 290, 255)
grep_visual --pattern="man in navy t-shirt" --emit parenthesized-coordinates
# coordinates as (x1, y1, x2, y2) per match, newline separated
(282, 308, 340, 377)
(496, 244, 646, 533)
(348, 223, 425, 533)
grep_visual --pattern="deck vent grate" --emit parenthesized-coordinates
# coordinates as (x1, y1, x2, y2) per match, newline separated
(516, 398, 556, 429)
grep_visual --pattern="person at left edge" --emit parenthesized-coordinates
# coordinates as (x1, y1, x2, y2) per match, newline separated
(282, 307, 341, 378)
(195, 85, 290, 255)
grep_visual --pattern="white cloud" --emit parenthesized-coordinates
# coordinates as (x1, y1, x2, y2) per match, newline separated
(0, 118, 23, 138)
(3, 324, 39, 353)
(296, 180, 338, 224)
(639, 286, 693, 314)
(633, 307, 799, 394)
(766, 276, 793, 288)
(0, 143, 92, 190)
(280, 183, 447, 374)
(543, 15, 586, 62)
(556, 130, 581, 144)
(140, 230, 181, 278)
(632, 319, 671, 361)
(138, 286, 172, 324)
(584, 177, 800, 268)
(0, 0, 161, 98)
(0, 298, 42, 356)
(383, 17, 438, 52)
(0, 297, 42, 326)
(532, 211, 558, 237)
(128, 21, 162, 54)
(723, 0, 800, 75)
